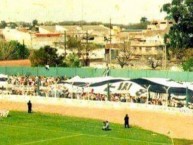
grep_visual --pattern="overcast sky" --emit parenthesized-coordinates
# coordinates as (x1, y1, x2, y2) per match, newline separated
(0, 0, 171, 24)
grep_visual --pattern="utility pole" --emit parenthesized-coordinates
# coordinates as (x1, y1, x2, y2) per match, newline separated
(164, 45, 167, 69)
(30, 32, 33, 49)
(85, 30, 89, 66)
(106, 64, 110, 101)
(22, 40, 25, 59)
(109, 18, 112, 66)
(64, 31, 67, 57)
(106, 18, 112, 101)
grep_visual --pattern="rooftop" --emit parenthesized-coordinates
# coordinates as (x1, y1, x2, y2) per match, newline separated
(0, 59, 31, 66)
(40, 26, 56, 33)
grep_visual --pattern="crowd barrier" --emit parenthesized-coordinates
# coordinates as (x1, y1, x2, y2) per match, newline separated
(0, 94, 193, 116)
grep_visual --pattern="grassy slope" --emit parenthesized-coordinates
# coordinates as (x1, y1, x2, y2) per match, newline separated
(0, 111, 191, 145)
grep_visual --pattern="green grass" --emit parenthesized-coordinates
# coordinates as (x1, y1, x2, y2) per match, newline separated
(173, 139, 193, 145)
(0, 111, 190, 145)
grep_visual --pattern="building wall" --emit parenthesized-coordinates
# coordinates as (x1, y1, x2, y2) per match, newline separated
(2, 28, 31, 46)
(130, 44, 164, 56)
(2, 28, 63, 49)
(32, 36, 63, 49)
(39, 27, 51, 34)
(147, 20, 174, 31)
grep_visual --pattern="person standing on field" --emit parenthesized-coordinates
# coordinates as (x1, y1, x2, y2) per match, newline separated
(124, 114, 129, 128)
(27, 100, 32, 113)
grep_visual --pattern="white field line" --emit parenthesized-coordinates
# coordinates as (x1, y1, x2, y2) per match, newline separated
(0, 123, 66, 133)
(16, 134, 82, 145)
(0, 123, 172, 145)
(83, 134, 171, 145)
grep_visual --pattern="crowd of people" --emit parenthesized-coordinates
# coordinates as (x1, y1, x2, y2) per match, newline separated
(0, 75, 189, 108)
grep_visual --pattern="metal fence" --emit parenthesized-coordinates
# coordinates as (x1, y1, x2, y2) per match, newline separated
(0, 66, 192, 82)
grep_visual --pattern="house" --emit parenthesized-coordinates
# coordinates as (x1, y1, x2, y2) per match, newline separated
(115, 19, 172, 59)
(147, 20, 174, 31)
(39, 26, 57, 34)
(2, 27, 62, 49)
(2, 28, 32, 47)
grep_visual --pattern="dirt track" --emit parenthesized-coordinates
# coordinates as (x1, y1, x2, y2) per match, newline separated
(1, 100, 193, 140)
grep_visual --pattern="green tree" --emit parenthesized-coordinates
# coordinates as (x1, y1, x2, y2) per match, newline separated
(140, 17, 148, 23)
(65, 53, 81, 67)
(0, 21, 7, 28)
(32, 19, 38, 27)
(9, 22, 17, 29)
(9, 41, 30, 59)
(162, 0, 193, 55)
(182, 58, 193, 71)
(67, 35, 97, 66)
(19, 22, 31, 28)
(67, 36, 81, 50)
(0, 40, 30, 60)
(0, 41, 11, 60)
(29, 45, 64, 67)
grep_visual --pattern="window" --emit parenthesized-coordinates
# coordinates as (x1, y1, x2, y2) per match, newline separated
(156, 47, 163, 51)
(146, 47, 151, 52)
(160, 22, 166, 24)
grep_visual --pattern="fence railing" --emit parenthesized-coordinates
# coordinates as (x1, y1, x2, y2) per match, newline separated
(0, 66, 192, 82)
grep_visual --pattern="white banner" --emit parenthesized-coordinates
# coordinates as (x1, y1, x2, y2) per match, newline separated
(63, 81, 147, 96)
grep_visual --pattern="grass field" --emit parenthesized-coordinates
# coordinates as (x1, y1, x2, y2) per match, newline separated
(0, 111, 191, 145)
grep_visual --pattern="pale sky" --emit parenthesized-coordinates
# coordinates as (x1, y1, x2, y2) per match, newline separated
(0, 0, 171, 24)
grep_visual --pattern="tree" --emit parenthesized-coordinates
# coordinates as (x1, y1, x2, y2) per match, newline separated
(182, 48, 193, 60)
(82, 43, 98, 66)
(162, 0, 193, 56)
(29, 45, 64, 67)
(148, 57, 162, 70)
(8, 41, 30, 59)
(19, 22, 31, 28)
(9, 22, 17, 29)
(0, 21, 7, 28)
(182, 58, 193, 71)
(117, 41, 132, 68)
(67, 35, 97, 66)
(65, 53, 81, 67)
(67, 36, 81, 50)
(181, 48, 193, 71)
(140, 17, 148, 23)
(32, 19, 38, 27)
(0, 40, 30, 60)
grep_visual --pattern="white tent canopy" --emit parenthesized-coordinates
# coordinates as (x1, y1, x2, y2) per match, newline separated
(61, 76, 146, 96)
(0, 74, 8, 78)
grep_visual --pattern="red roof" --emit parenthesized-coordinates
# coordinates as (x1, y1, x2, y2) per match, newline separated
(35, 33, 61, 37)
(0, 59, 31, 66)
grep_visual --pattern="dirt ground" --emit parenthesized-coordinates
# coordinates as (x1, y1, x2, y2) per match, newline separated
(1, 100, 193, 140)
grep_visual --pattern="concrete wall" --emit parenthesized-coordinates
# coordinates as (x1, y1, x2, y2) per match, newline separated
(0, 95, 193, 116)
